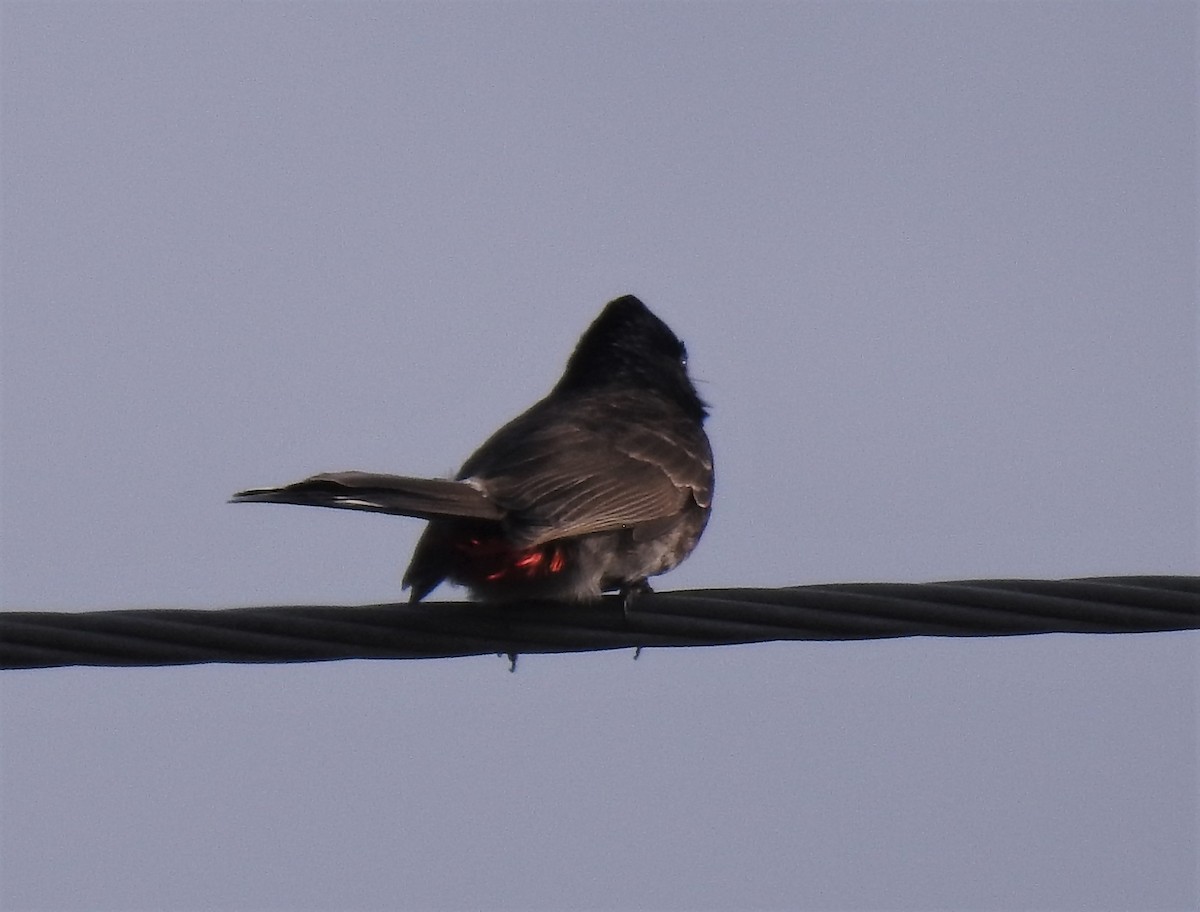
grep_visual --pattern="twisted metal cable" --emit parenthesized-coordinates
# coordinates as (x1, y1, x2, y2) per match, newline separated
(2, 576, 1197, 670)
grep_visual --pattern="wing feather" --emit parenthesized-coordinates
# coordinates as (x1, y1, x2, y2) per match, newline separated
(462, 390, 713, 546)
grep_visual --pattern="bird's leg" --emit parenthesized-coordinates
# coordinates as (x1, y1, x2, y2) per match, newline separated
(621, 579, 653, 660)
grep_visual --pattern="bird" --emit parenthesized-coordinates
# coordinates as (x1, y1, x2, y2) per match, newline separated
(231, 294, 713, 604)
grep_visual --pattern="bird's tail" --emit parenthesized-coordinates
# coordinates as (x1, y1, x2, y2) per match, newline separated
(230, 472, 505, 522)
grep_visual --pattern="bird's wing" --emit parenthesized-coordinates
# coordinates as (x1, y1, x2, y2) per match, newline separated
(464, 393, 713, 546)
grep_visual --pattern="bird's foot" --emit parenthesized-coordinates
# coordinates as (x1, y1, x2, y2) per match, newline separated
(621, 580, 653, 660)
(621, 579, 653, 617)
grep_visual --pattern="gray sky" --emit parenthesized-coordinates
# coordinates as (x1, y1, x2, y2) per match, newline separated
(2, 2, 1196, 910)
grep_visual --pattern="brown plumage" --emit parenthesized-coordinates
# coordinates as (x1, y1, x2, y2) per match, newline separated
(231, 295, 713, 602)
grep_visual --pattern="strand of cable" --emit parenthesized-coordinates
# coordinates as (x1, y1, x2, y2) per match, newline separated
(2, 576, 1196, 669)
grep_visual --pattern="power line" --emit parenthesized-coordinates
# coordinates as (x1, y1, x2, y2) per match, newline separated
(1, 576, 1196, 670)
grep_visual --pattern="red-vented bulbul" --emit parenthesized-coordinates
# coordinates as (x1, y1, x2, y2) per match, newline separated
(231, 295, 713, 603)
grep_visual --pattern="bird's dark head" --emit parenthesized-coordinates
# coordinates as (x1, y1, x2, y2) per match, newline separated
(555, 295, 708, 421)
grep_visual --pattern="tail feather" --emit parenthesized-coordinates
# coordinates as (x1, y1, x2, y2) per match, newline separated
(230, 471, 504, 522)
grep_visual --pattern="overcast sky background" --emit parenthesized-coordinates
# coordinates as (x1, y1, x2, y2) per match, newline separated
(1, 3, 1196, 910)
